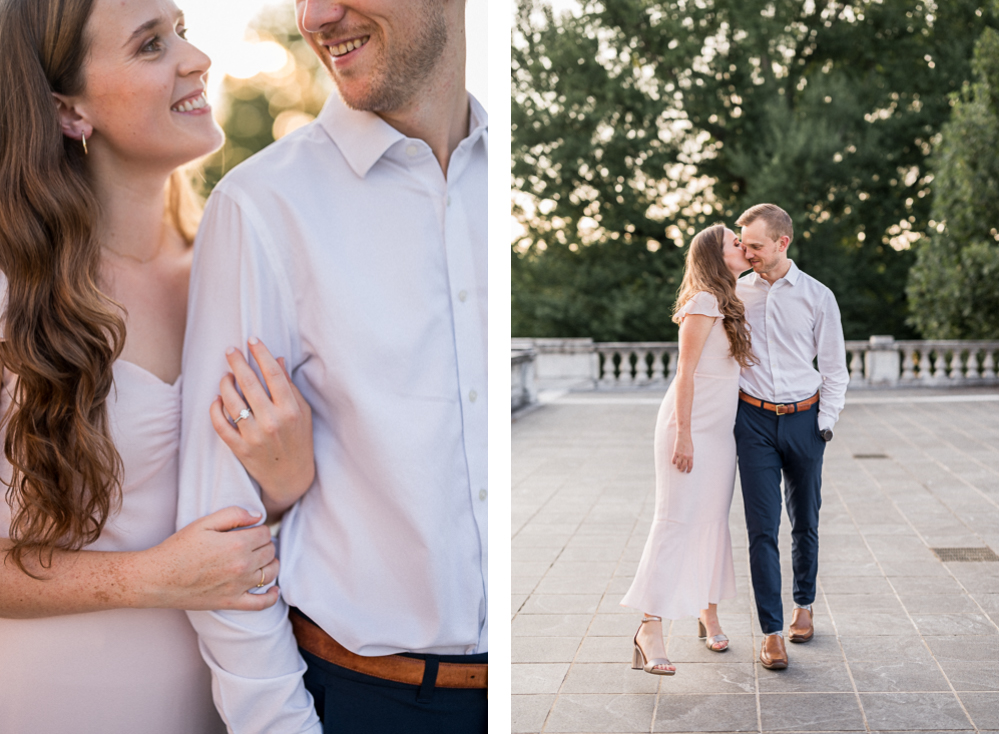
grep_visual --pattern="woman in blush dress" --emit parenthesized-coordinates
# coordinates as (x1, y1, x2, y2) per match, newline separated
(620, 224, 755, 675)
(0, 1, 315, 732)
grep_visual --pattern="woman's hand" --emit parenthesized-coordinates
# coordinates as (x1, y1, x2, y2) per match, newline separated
(210, 338, 315, 520)
(672, 432, 694, 473)
(140, 506, 279, 611)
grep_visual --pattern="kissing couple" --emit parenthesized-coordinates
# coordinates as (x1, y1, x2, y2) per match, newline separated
(621, 203, 849, 673)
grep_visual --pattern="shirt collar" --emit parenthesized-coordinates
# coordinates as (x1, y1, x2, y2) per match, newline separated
(743, 259, 800, 288)
(317, 93, 403, 178)
(317, 91, 488, 179)
(467, 94, 488, 143)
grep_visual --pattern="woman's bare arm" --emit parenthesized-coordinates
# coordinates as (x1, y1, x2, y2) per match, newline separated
(671, 313, 715, 473)
(0, 506, 279, 619)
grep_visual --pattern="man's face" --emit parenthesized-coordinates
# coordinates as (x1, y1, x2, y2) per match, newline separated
(740, 219, 787, 277)
(295, 0, 448, 113)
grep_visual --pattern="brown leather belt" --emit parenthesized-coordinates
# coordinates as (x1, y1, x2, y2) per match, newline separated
(739, 390, 819, 415)
(289, 610, 487, 689)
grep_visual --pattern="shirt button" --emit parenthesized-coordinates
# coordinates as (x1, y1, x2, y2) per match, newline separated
(469, 390, 478, 402)
(446, 195, 452, 206)
(478, 489, 487, 501)
(458, 290, 468, 302)
(405, 144, 418, 156)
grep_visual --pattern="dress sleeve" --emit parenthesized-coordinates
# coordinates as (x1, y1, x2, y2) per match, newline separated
(678, 291, 722, 320)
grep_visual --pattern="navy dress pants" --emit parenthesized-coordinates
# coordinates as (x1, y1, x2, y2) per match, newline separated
(734, 399, 826, 635)
(301, 647, 488, 734)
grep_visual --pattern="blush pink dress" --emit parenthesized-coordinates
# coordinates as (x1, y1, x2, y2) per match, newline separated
(621, 291, 739, 619)
(0, 360, 225, 734)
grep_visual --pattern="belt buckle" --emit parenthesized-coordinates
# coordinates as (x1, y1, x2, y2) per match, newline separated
(775, 402, 785, 416)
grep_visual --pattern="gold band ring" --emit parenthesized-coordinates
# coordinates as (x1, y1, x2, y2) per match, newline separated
(257, 568, 266, 588)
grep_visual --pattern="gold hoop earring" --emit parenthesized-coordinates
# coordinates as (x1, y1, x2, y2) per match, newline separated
(81, 132, 88, 155)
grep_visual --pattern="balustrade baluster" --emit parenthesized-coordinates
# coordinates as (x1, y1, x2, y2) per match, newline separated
(598, 350, 614, 386)
(652, 350, 666, 381)
(901, 347, 916, 381)
(849, 349, 864, 383)
(983, 350, 996, 379)
(948, 350, 963, 380)
(933, 350, 947, 380)
(918, 348, 933, 382)
(629, 349, 642, 385)
(966, 349, 982, 379)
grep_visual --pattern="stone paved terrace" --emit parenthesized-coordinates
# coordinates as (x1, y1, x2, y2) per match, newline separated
(512, 387, 999, 734)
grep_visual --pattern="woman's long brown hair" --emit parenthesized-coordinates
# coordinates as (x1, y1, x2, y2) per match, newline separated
(0, 0, 200, 574)
(673, 225, 756, 369)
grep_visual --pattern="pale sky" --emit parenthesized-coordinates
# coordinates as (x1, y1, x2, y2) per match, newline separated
(184, 0, 488, 110)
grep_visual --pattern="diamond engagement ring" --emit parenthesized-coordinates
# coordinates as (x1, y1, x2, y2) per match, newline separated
(233, 408, 252, 425)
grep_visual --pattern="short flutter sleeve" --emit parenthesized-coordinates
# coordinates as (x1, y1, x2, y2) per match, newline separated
(677, 291, 721, 320)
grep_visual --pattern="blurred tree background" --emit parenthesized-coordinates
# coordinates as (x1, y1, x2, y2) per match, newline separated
(906, 15, 998, 339)
(197, 3, 332, 193)
(512, 0, 999, 341)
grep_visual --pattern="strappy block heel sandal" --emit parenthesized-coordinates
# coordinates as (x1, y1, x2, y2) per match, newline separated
(632, 615, 676, 675)
(698, 617, 729, 652)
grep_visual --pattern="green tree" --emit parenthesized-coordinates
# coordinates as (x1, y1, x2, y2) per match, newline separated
(512, 0, 995, 340)
(906, 20, 999, 339)
(199, 4, 331, 193)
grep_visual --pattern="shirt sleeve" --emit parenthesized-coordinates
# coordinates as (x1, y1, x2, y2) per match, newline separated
(176, 186, 322, 734)
(815, 289, 849, 432)
(678, 291, 722, 320)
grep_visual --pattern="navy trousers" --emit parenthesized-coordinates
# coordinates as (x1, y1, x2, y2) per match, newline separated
(734, 399, 826, 635)
(301, 647, 488, 734)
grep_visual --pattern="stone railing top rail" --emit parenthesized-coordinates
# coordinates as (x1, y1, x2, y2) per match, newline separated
(846, 338, 999, 349)
(512, 337, 999, 391)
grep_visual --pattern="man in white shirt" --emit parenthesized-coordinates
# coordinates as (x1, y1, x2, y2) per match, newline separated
(734, 204, 849, 671)
(176, 2, 487, 732)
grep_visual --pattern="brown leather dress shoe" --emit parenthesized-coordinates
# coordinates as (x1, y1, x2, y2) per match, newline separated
(789, 607, 814, 643)
(760, 633, 788, 670)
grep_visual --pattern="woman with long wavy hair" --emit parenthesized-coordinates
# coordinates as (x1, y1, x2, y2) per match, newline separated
(0, 0, 315, 731)
(620, 224, 755, 675)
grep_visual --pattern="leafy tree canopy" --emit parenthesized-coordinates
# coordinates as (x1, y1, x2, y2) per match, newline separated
(906, 16, 999, 339)
(512, 0, 995, 341)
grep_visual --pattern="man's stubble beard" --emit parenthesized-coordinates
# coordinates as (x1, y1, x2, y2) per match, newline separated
(332, 5, 448, 113)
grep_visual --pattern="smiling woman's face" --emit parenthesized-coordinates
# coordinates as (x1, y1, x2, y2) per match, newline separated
(72, 0, 222, 171)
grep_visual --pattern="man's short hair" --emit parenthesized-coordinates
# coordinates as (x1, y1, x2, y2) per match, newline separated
(736, 203, 793, 243)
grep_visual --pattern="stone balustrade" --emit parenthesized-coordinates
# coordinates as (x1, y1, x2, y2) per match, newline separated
(594, 342, 679, 388)
(512, 337, 999, 411)
(847, 337, 999, 386)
